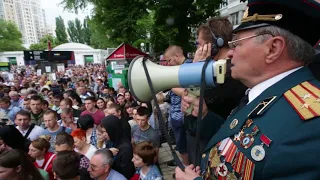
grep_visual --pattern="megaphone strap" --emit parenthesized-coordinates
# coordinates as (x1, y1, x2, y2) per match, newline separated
(194, 59, 212, 166)
(141, 56, 185, 171)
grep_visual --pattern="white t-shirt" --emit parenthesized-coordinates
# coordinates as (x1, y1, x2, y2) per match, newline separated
(16, 125, 46, 141)
(77, 144, 97, 160)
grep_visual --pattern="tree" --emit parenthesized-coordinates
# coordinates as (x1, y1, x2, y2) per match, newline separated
(0, 20, 25, 51)
(60, 0, 223, 52)
(83, 16, 91, 45)
(29, 35, 59, 50)
(55, 16, 68, 44)
(149, 0, 223, 52)
(67, 17, 91, 44)
(61, 0, 149, 46)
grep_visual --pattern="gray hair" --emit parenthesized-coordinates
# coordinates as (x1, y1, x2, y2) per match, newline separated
(93, 149, 114, 165)
(253, 26, 315, 65)
(20, 89, 29, 97)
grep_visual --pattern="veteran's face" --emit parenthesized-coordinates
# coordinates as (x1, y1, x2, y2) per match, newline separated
(227, 30, 267, 87)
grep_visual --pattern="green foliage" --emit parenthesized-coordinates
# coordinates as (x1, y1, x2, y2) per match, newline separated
(83, 16, 92, 45)
(29, 35, 59, 50)
(0, 20, 25, 51)
(55, 16, 68, 44)
(60, 0, 223, 53)
(67, 18, 89, 44)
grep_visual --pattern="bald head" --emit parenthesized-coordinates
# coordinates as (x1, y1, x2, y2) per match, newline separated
(164, 45, 186, 66)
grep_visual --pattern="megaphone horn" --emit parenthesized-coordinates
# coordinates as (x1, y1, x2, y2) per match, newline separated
(128, 56, 227, 102)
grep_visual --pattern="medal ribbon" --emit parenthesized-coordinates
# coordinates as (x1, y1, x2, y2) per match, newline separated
(232, 151, 245, 174)
(260, 134, 272, 147)
(224, 142, 238, 163)
(243, 158, 255, 180)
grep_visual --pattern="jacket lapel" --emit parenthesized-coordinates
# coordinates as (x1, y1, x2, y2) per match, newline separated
(204, 67, 315, 152)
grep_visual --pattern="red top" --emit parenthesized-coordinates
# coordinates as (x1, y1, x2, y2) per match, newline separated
(34, 152, 56, 180)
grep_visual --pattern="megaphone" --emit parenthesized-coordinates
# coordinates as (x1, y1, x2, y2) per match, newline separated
(128, 56, 227, 103)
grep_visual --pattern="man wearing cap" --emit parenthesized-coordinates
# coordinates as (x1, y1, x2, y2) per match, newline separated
(176, 0, 320, 179)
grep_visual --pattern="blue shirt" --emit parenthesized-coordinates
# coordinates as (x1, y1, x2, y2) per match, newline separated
(42, 126, 72, 152)
(0, 105, 21, 122)
(106, 169, 126, 180)
(11, 98, 24, 108)
(169, 59, 192, 122)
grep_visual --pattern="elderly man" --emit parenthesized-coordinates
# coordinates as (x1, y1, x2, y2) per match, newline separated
(88, 149, 126, 180)
(176, 0, 320, 180)
(9, 91, 23, 108)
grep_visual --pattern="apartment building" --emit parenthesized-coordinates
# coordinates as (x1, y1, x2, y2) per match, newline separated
(0, 0, 47, 44)
(219, 0, 248, 29)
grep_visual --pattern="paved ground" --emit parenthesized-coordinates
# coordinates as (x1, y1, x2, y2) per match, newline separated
(159, 143, 176, 180)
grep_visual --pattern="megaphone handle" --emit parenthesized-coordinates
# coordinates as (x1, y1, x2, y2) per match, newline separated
(185, 88, 201, 115)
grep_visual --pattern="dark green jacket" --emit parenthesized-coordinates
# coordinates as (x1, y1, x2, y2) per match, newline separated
(196, 67, 320, 180)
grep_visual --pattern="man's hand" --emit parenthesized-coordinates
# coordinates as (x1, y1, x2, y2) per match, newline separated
(193, 43, 212, 63)
(181, 90, 208, 118)
(175, 165, 201, 180)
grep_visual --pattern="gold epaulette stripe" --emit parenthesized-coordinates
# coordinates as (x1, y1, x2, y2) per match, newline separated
(284, 82, 320, 120)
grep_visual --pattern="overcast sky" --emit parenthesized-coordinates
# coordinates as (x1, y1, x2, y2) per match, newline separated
(41, 0, 92, 26)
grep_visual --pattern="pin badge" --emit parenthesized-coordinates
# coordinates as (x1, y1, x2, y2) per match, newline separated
(230, 119, 238, 129)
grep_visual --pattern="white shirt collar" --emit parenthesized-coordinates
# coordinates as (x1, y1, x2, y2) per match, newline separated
(248, 67, 303, 103)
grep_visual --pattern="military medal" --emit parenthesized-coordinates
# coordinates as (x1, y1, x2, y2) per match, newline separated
(251, 134, 272, 161)
(240, 134, 254, 149)
(217, 163, 228, 177)
(240, 125, 259, 149)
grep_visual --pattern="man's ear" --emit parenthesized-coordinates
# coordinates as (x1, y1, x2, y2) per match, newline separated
(15, 165, 22, 173)
(104, 164, 111, 173)
(265, 36, 286, 64)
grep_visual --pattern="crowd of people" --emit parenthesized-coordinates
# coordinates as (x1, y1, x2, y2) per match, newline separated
(0, 65, 168, 180)
(1, 0, 320, 180)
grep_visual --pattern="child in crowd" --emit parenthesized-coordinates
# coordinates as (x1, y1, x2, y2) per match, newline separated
(132, 142, 162, 180)
(96, 124, 106, 149)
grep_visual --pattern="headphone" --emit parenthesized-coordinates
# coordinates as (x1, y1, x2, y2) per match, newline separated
(209, 28, 224, 57)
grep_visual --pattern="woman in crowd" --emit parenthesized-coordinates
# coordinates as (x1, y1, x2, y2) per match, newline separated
(123, 102, 134, 121)
(0, 149, 44, 180)
(117, 94, 126, 109)
(96, 98, 106, 110)
(132, 142, 162, 180)
(96, 125, 107, 149)
(124, 91, 137, 106)
(101, 115, 135, 179)
(78, 114, 98, 147)
(105, 97, 115, 108)
(28, 137, 56, 180)
(71, 128, 97, 160)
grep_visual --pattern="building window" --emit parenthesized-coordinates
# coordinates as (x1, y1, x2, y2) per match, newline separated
(230, 12, 239, 25)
